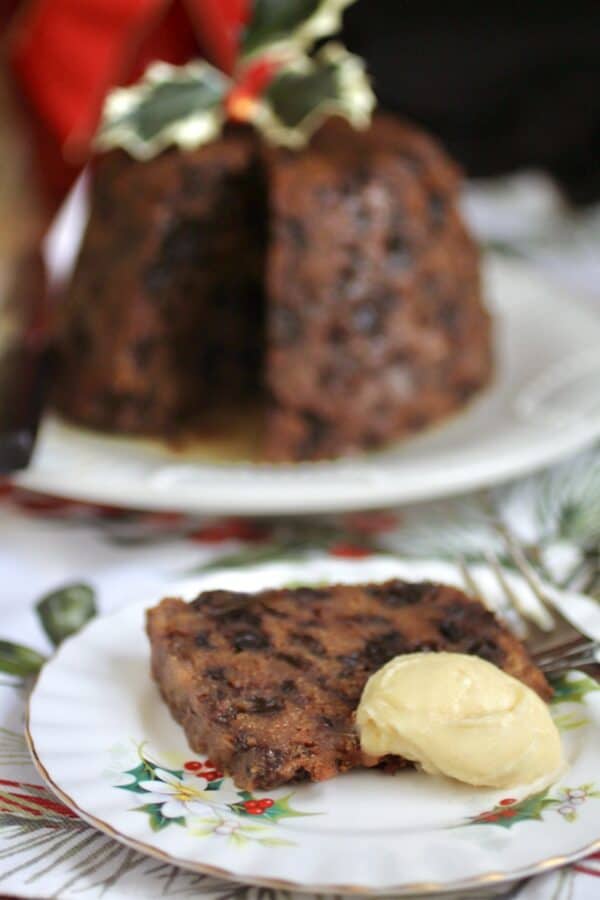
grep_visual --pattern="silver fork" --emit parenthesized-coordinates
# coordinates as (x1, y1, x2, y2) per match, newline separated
(457, 548, 599, 678)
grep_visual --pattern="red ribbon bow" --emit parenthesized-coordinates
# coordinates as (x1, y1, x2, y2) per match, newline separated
(4, 0, 250, 210)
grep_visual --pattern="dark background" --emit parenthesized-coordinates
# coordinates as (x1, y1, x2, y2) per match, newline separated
(343, 1, 600, 204)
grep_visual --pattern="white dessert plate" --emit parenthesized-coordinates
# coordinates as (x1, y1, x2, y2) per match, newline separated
(16, 255, 600, 515)
(27, 556, 600, 896)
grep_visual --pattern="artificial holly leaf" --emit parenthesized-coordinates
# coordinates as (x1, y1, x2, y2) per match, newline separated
(241, 0, 356, 58)
(97, 61, 229, 159)
(0, 640, 46, 677)
(256, 43, 375, 147)
(36, 583, 96, 646)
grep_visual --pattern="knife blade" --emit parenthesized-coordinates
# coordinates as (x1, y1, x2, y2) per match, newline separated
(0, 249, 50, 475)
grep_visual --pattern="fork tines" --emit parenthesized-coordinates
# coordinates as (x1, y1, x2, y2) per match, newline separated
(533, 637, 599, 674)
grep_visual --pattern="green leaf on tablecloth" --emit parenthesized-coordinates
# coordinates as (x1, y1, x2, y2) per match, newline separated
(241, 0, 356, 58)
(256, 43, 374, 147)
(36, 582, 97, 646)
(0, 640, 46, 677)
(549, 672, 600, 705)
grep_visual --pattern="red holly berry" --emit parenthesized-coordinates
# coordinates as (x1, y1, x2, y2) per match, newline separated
(499, 798, 516, 806)
(261, 798, 274, 808)
(328, 542, 372, 559)
(203, 770, 222, 782)
(184, 761, 203, 772)
(226, 58, 281, 122)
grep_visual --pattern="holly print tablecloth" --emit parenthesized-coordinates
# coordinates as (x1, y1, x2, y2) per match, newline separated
(0, 445, 599, 900)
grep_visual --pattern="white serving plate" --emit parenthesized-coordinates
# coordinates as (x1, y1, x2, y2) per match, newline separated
(27, 556, 600, 895)
(17, 256, 600, 514)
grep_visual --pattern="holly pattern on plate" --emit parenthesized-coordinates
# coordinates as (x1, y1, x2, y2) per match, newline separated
(116, 744, 314, 846)
(468, 784, 600, 829)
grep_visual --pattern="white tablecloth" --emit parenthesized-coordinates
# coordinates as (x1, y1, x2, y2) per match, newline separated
(0, 178, 599, 899)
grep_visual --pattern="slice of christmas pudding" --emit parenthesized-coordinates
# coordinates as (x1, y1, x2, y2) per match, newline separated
(146, 580, 551, 791)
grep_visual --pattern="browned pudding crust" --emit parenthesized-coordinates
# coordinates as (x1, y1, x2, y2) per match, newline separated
(264, 117, 492, 460)
(146, 580, 551, 790)
(54, 114, 493, 461)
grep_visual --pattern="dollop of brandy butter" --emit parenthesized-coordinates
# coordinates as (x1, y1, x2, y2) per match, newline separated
(355, 652, 563, 789)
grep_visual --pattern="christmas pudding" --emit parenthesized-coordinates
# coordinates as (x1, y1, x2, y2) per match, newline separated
(54, 2, 493, 462)
(146, 580, 551, 790)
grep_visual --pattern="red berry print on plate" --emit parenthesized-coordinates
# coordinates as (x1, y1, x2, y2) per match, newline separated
(184, 759, 224, 780)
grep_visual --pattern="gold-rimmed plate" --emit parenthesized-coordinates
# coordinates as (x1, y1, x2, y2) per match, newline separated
(17, 257, 600, 515)
(26, 556, 600, 895)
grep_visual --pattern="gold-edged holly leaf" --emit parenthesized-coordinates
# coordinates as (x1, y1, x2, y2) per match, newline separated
(96, 61, 229, 160)
(254, 43, 375, 148)
(241, 0, 357, 59)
